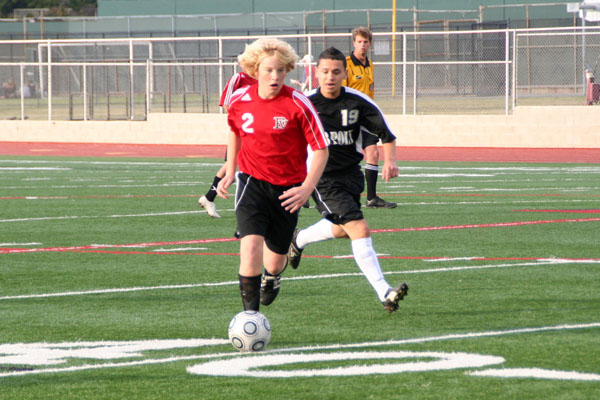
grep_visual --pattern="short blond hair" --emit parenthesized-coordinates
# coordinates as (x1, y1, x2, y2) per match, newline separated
(352, 27, 372, 43)
(238, 38, 298, 77)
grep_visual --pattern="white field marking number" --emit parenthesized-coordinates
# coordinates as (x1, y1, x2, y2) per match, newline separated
(1, 323, 599, 381)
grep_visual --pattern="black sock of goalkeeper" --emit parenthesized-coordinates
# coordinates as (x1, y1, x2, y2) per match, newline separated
(205, 176, 222, 202)
(239, 274, 261, 311)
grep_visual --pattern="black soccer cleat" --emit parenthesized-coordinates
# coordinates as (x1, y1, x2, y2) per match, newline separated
(382, 283, 408, 314)
(287, 229, 303, 269)
(260, 274, 281, 306)
(365, 196, 397, 209)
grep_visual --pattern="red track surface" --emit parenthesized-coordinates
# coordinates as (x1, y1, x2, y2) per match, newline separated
(1, 141, 600, 162)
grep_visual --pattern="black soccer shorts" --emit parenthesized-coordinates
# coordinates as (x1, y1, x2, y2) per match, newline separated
(235, 172, 299, 255)
(313, 167, 365, 225)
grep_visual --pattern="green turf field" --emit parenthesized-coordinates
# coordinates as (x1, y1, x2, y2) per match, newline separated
(1, 156, 599, 399)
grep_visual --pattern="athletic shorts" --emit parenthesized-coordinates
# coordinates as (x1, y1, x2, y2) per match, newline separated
(312, 166, 364, 225)
(361, 127, 379, 149)
(235, 172, 299, 255)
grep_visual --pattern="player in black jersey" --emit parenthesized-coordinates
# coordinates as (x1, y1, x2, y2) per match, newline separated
(288, 47, 408, 314)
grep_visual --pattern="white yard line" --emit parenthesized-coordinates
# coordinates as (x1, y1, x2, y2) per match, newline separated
(0, 242, 42, 247)
(2, 259, 597, 301)
(0, 210, 208, 223)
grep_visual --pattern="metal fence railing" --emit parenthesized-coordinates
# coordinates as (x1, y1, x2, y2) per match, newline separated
(1, 26, 599, 121)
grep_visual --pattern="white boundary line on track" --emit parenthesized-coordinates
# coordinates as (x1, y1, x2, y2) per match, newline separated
(2, 259, 598, 301)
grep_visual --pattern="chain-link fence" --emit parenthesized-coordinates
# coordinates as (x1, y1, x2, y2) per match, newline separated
(1, 26, 599, 120)
(515, 29, 600, 106)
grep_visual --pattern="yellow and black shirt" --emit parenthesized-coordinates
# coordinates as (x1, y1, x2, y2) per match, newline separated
(343, 53, 374, 99)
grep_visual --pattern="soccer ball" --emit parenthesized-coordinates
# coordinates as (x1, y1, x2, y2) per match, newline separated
(228, 310, 271, 352)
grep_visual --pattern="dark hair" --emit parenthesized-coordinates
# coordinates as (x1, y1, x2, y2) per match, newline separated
(317, 47, 346, 69)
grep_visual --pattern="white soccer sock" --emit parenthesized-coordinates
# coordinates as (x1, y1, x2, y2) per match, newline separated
(296, 219, 335, 249)
(351, 237, 390, 301)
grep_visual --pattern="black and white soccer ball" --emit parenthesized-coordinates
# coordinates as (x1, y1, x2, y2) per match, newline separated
(228, 310, 271, 352)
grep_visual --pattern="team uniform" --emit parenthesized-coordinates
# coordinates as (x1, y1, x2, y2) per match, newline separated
(199, 71, 258, 218)
(289, 83, 407, 313)
(218, 72, 258, 160)
(342, 53, 378, 150)
(343, 53, 374, 99)
(307, 86, 396, 225)
(227, 84, 328, 254)
(220, 71, 257, 108)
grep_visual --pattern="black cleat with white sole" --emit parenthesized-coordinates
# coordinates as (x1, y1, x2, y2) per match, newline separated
(287, 229, 303, 269)
(260, 274, 281, 306)
(382, 283, 409, 314)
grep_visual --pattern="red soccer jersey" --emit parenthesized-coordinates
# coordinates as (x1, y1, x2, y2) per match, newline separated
(219, 72, 257, 108)
(227, 84, 328, 186)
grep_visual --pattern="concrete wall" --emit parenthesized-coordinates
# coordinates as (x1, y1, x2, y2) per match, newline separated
(1, 106, 599, 148)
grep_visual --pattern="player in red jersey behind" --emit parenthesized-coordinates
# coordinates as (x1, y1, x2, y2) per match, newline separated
(217, 38, 329, 311)
(198, 65, 257, 220)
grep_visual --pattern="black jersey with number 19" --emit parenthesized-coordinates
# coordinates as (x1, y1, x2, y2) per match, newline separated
(307, 86, 396, 175)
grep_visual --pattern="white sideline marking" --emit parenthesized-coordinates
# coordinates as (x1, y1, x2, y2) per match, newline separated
(0, 322, 598, 378)
(2, 259, 597, 301)
(470, 368, 600, 381)
(0, 242, 42, 247)
(1, 183, 202, 190)
(402, 174, 495, 178)
(4, 198, 598, 222)
(153, 247, 209, 252)
(0, 210, 206, 223)
(333, 253, 389, 259)
(440, 187, 600, 193)
(373, 200, 600, 206)
(0, 280, 238, 300)
(0, 167, 70, 171)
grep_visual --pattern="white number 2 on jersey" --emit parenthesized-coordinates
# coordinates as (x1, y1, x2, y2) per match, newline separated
(241, 113, 254, 133)
(340, 109, 359, 126)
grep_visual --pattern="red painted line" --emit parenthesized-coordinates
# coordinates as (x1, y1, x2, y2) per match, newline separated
(515, 209, 600, 213)
(70, 250, 241, 257)
(0, 237, 238, 254)
(385, 193, 600, 198)
(3, 217, 599, 255)
(371, 217, 600, 233)
(60, 250, 600, 263)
